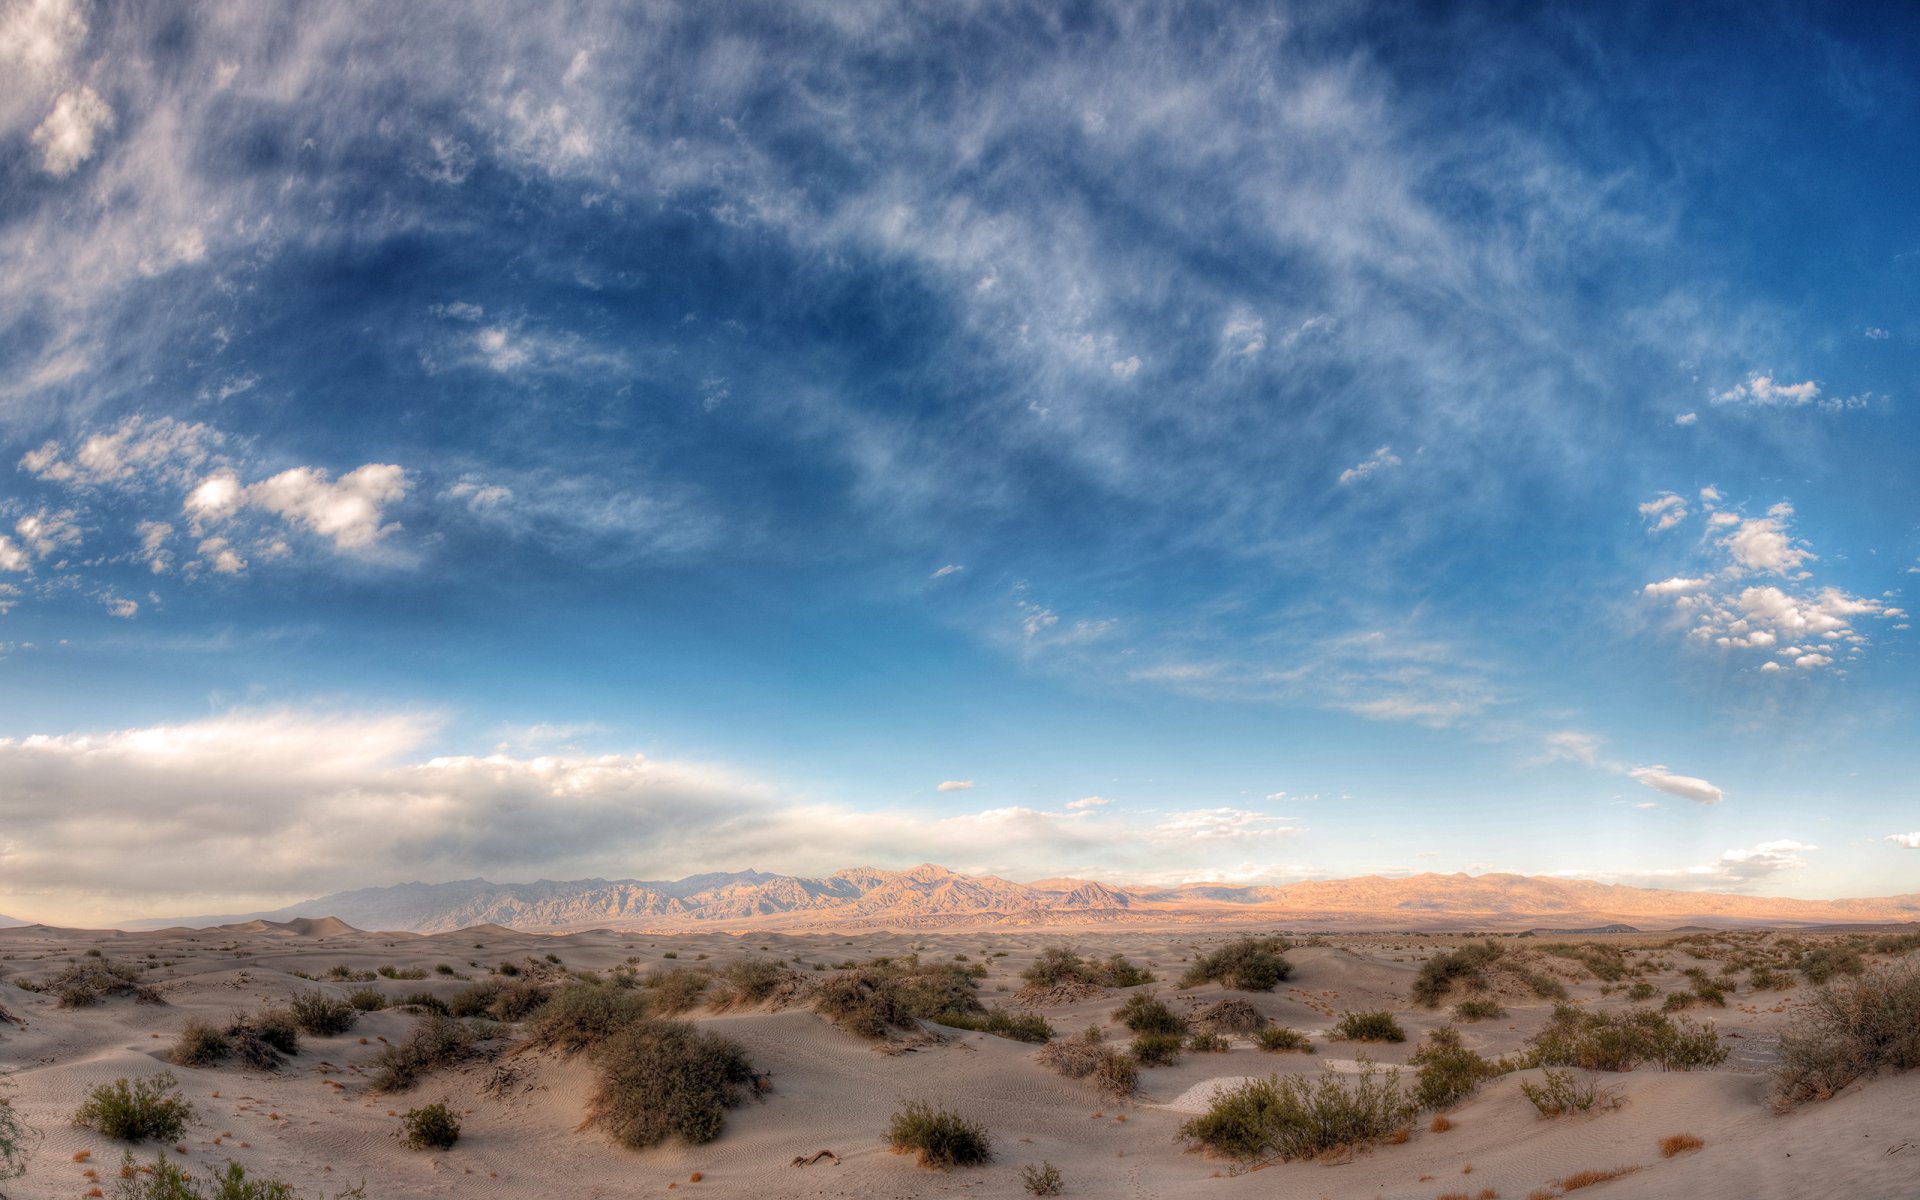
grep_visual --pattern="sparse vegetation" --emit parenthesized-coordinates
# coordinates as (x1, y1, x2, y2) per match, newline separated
(1179, 1060, 1418, 1163)
(1131, 1031, 1183, 1065)
(1526, 1004, 1725, 1071)
(1022, 1160, 1064, 1196)
(887, 1100, 992, 1169)
(1410, 1027, 1501, 1110)
(36, 958, 160, 1009)
(1254, 1026, 1314, 1053)
(169, 1019, 231, 1067)
(584, 1019, 761, 1149)
(288, 991, 357, 1037)
(72, 1073, 192, 1143)
(527, 981, 649, 1053)
(1796, 945, 1865, 985)
(1332, 1009, 1407, 1043)
(1658, 1133, 1704, 1157)
(1555, 1165, 1639, 1191)
(1520, 1068, 1618, 1118)
(709, 958, 794, 1010)
(399, 1103, 460, 1151)
(931, 1007, 1054, 1044)
(1454, 999, 1505, 1022)
(369, 1014, 485, 1092)
(104, 1151, 369, 1199)
(1113, 992, 1185, 1036)
(642, 968, 711, 1014)
(1195, 998, 1268, 1034)
(1037, 1026, 1138, 1096)
(1413, 941, 1505, 1006)
(813, 956, 983, 1039)
(1, 1079, 32, 1186)
(1178, 938, 1292, 991)
(345, 987, 387, 1012)
(1773, 961, 1920, 1106)
(1186, 1031, 1231, 1053)
(1021, 946, 1154, 990)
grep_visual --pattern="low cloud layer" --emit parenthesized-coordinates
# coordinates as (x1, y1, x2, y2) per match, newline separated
(0, 708, 1305, 924)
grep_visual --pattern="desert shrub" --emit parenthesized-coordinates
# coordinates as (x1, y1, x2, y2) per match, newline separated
(171, 1019, 232, 1067)
(584, 1019, 759, 1149)
(1113, 992, 1185, 1036)
(815, 956, 982, 1039)
(1186, 1031, 1231, 1053)
(1524, 972, 1568, 1000)
(1520, 1068, 1616, 1118)
(1179, 1060, 1417, 1163)
(1332, 1010, 1406, 1043)
(1196, 998, 1268, 1034)
(399, 1103, 460, 1151)
(1, 1079, 33, 1185)
(377, 966, 428, 981)
(643, 968, 712, 1014)
(1659, 1132, 1705, 1157)
(105, 1151, 369, 1199)
(485, 979, 548, 1021)
(528, 982, 649, 1053)
(345, 988, 387, 1012)
(1626, 982, 1657, 1002)
(224, 1019, 286, 1071)
(1022, 1160, 1064, 1196)
(1773, 961, 1920, 1106)
(369, 1014, 484, 1092)
(1093, 954, 1155, 988)
(1037, 1027, 1138, 1095)
(73, 1073, 192, 1142)
(1454, 999, 1505, 1022)
(1541, 943, 1629, 982)
(708, 957, 791, 1010)
(1254, 1026, 1313, 1053)
(1871, 932, 1920, 956)
(42, 959, 157, 1009)
(325, 965, 375, 982)
(887, 1100, 992, 1169)
(1797, 945, 1865, 985)
(1661, 991, 1695, 1012)
(1526, 1005, 1725, 1072)
(1556, 1166, 1639, 1190)
(446, 981, 501, 1018)
(1746, 966, 1786, 991)
(932, 1008, 1054, 1044)
(288, 991, 356, 1037)
(1413, 941, 1505, 1006)
(1410, 1028, 1499, 1110)
(1022, 947, 1088, 988)
(1692, 980, 1729, 1007)
(253, 1008, 301, 1057)
(1131, 1031, 1182, 1065)
(1179, 938, 1292, 991)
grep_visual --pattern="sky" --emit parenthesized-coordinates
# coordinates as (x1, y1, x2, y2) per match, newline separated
(0, 0, 1916, 926)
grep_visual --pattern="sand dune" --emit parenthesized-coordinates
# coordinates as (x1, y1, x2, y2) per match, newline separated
(2, 923, 1915, 1199)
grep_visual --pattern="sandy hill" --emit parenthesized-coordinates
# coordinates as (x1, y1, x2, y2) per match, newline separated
(129, 865, 1920, 935)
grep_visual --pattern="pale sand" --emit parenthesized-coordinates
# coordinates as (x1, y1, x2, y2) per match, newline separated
(2, 924, 1914, 1199)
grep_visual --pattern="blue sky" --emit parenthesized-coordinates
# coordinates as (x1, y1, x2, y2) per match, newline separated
(0, 0, 1915, 924)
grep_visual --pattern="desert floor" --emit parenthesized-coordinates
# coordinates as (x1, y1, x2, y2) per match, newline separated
(2, 922, 1915, 1199)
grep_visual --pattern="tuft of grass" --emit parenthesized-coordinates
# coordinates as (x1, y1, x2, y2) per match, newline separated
(288, 991, 357, 1037)
(1022, 1160, 1064, 1196)
(399, 1103, 460, 1151)
(1772, 961, 1920, 1106)
(1254, 1026, 1314, 1053)
(72, 1074, 192, 1143)
(1179, 1059, 1417, 1163)
(887, 1101, 992, 1169)
(1454, 999, 1505, 1022)
(1658, 1132, 1704, 1157)
(1430, 1114, 1453, 1132)
(1332, 1009, 1407, 1043)
(584, 1019, 761, 1149)
(1178, 938, 1292, 991)
(1519, 1068, 1618, 1118)
(1556, 1166, 1639, 1191)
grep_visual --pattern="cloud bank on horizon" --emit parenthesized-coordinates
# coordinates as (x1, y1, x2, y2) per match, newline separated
(0, 0, 1914, 923)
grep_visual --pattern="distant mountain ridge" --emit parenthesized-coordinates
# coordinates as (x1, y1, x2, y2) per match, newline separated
(131, 864, 1920, 935)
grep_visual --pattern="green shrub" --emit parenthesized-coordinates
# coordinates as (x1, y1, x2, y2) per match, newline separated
(171, 1019, 232, 1067)
(1179, 1060, 1417, 1163)
(643, 968, 711, 1014)
(1453, 999, 1504, 1022)
(814, 956, 982, 1039)
(224, 1018, 287, 1071)
(377, 966, 428, 981)
(1410, 1027, 1499, 1110)
(1037, 1026, 1138, 1095)
(345, 987, 387, 1012)
(1662, 991, 1695, 1012)
(1022, 1160, 1064, 1196)
(709, 958, 791, 1010)
(325, 965, 375, 983)
(1186, 1031, 1231, 1053)
(887, 1100, 992, 1169)
(1797, 946, 1866, 985)
(932, 1007, 1054, 1044)
(485, 979, 548, 1022)
(1254, 1026, 1313, 1053)
(105, 1151, 368, 1199)
(289, 991, 356, 1037)
(1332, 1010, 1406, 1043)
(1, 1079, 31, 1185)
(584, 1019, 760, 1149)
(253, 1008, 301, 1056)
(1412, 941, 1504, 1006)
(72, 1073, 192, 1142)
(41, 958, 157, 1009)
(1525, 972, 1569, 1000)
(1747, 966, 1787, 991)
(1626, 981, 1657, 1002)
(1179, 939, 1292, 991)
(400, 1103, 460, 1151)
(1773, 962, 1920, 1106)
(369, 1014, 484, 1092)
(1131, 1031, 1183, 1065)
(528, 982, 649, 1053)
(1113, 992, 1185, 1036)
(1520, 1067, 1616, 1117)
(1540, 943, 1629, 982)
(1526, 1005, 1726, 1072)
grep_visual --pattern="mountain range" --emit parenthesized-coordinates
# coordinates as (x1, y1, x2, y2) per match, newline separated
(127, 865, 1920, 935)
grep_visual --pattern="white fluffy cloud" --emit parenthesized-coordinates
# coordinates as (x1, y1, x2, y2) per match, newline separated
(937, 780, 975, 792)
(30, 84, 112, 175)
(1339, 446, 1402, 486)
(1887, 832, 1920, 850)
(1714, 372, 1820, 408)
(1629, 765, 1724, 805)
(1578, 839, 1817, 889)
(1638, 491, 1687, 533)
